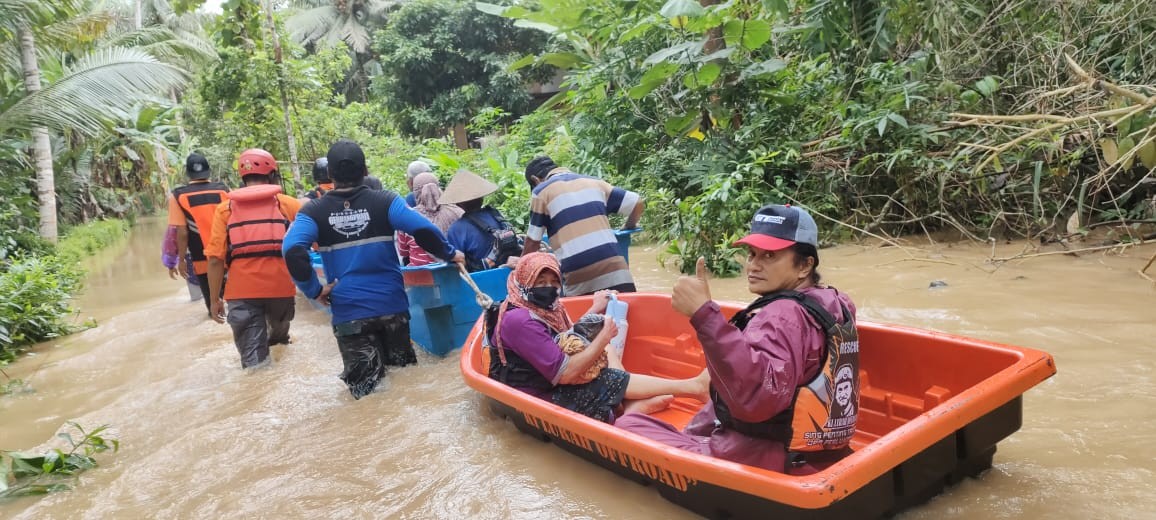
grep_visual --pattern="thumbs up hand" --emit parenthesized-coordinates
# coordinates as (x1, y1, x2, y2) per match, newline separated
(673, 256, 713, 317)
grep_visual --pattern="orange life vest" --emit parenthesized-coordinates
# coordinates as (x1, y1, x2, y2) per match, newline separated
(304, 182, 334, 200)
(713, 290, 860, 459)
(225, 184, 288, 266)
(172, 181, 229, 274)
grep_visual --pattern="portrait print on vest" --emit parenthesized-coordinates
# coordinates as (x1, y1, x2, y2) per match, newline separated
(713, 291, 860, 455)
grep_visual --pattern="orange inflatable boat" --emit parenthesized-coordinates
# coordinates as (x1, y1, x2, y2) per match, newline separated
(459, 293, 1057, 519)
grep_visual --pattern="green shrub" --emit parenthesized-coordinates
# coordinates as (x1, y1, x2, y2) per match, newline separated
(0, 219, 127, 363)
(55, 219, 130, 264)
(0, 254, 85, 363)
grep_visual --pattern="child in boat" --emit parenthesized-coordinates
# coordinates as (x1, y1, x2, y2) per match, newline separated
(615, 204, 860, 475)
(488, 252, 708, 423)
(554, 313, 609, 384)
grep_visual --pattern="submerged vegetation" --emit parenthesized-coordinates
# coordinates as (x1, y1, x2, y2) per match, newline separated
(0, 422, 120, 500)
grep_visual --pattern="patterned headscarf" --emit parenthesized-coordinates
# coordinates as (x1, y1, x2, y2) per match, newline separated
(493, 252, 572, 364)
(412, 172, 462, 232)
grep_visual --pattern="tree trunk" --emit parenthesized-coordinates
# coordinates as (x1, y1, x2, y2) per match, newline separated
(134, 0, 142, 29)
(262, 0, 302, 194)
(452, 123, 469, 150)
(700, 0, 723, 54)
(19, 27, 58, 242)
(171, 89, 188, 142)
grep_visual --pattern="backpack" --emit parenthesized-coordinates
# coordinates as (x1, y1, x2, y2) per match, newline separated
(464, 208, 522, 270)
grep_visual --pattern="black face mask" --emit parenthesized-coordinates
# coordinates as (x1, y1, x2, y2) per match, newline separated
(524, 286, 560, 309)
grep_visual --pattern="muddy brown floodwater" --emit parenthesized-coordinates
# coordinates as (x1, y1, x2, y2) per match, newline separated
(1, 216, 1153, 519)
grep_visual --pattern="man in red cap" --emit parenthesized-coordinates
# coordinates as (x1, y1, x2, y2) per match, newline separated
(616, 204, 861, 475)
(204, 148, 302, 369)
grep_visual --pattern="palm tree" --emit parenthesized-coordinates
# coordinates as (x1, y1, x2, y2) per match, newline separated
(287, 0, 397, 53)
(17, 26, 57, 240)
(286, 0, 401, 102)
(0, 0, 189, 241)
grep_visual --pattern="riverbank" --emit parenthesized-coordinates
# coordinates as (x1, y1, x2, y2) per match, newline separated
(0, 219, 131, 369)
(1, 220, 1153, 518)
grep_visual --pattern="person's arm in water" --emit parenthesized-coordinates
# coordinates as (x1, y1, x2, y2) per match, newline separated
(388, 196, 464, 265)
(282, 213, 334, 304)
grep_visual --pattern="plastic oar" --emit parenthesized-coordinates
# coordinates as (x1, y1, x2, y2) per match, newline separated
(458, 263, 494, 308)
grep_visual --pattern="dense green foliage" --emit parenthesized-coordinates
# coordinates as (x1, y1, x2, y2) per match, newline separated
(372, 0, 550, 136)
(480, 0, 1156, 273)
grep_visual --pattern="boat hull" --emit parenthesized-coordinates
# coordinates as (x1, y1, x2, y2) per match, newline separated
(404, 264, 511, 356)
(460, 293, 1056, 519)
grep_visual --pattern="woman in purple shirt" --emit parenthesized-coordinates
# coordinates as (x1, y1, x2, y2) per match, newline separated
(616, 205, 859, 474)
(489, 252, 709, 423)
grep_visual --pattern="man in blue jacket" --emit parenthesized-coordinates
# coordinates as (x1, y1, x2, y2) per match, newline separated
(283, 139, 464, 399)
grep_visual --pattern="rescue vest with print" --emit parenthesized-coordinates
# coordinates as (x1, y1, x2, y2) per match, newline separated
(172, 181, 229, 270)
(712, 289, 860, 454)
(298, 185, 398, 251)
(483, 302, 555, 393)
(225, 184, 289, 266)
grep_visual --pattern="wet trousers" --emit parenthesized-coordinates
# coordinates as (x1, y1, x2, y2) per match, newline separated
(226, 297, 295, 369)
(333, 313, 416, 399)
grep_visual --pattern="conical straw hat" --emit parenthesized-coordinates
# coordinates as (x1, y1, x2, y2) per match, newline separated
(439, 169, 499, 205)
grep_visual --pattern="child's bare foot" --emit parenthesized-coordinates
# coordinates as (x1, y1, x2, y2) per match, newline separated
(623, 395, 675, 415)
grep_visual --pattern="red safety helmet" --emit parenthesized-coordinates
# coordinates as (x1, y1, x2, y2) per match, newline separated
(237, 148, 278, 176)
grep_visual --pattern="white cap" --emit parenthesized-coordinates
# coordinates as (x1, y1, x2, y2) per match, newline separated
(406, 160, 432, 180)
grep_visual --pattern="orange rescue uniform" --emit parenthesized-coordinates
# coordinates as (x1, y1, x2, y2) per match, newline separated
(204, 188, 302, 300)
(167, 181, 230, 275)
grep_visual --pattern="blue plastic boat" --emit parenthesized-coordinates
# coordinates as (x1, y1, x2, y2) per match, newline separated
(406, 228, 641, 356)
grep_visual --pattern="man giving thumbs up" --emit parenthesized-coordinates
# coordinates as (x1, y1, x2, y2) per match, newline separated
(616, 204, 860, 475)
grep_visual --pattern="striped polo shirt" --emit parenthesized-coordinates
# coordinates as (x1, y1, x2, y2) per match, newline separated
(526, 170, 640, 295)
